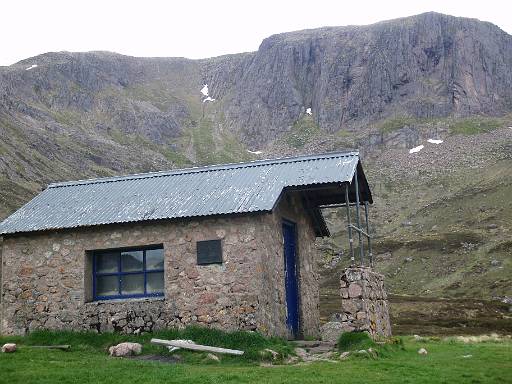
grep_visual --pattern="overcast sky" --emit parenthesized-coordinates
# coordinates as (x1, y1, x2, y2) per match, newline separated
(2, 0, 511, 66)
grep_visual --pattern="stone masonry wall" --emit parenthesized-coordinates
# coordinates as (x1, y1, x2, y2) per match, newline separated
(259, 192, 320, 339)
(0, 193, 320, 337)
(321, 267, 391, 342)
(0, 238, 3, 333)
(338, 267, 391, 338)
(1, 215, 262, 335)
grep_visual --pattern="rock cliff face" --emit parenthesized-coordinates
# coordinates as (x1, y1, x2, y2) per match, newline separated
(209, 12, 512, 143)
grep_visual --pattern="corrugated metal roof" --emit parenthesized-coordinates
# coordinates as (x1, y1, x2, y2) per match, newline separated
(0, 151, 363, 235)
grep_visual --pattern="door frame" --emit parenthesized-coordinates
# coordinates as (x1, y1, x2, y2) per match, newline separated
(282, 218, 301, 339)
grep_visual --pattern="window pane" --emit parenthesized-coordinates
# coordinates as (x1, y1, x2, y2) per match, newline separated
(95, 252, 118, 273)
(146, 272, 164, 294)
(121, 274, 144, 295)
(96, 275, 119, 297)
(121, 250, 143, 272)
(146, 248, 164, 270)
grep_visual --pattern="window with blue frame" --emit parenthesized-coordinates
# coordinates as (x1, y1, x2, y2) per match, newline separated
(93, 245, 164, 300)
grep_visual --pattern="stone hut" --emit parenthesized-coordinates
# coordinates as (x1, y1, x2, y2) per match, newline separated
(0, 151, 372, 338)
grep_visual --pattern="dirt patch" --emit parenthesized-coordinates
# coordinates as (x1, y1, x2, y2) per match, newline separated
(388, 295, 512, 335)
(320, 294, 512, 336)
(372, 232, 482, 254)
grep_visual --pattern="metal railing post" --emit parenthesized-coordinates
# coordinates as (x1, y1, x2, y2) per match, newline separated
(344, 184, 355, 262)
(364, 201, 373, 267)
(354, 170, 364, 266)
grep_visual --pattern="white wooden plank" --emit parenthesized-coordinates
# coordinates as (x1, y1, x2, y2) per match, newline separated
(150, 338, 244, 355)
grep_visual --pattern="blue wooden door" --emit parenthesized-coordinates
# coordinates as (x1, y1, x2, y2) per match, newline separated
(282, 220, 299, 338)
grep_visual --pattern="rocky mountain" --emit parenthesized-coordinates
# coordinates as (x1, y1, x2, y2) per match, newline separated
(0, 12, 511, 313)
(214, 12, 512, 143)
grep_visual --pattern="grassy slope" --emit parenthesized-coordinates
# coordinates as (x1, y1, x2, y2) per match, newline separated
(0, 332, 510, 384)
(371, 160, 512, 298)
(318, 119, 512, 299)
(0, 77, 255, 218)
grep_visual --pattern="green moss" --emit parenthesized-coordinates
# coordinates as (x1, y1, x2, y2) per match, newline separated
(161, 147, 191, 167)
(449, 117, 504, 135)
(285, 115, 321, 148)
(188, 118, 251, 165)
(108, 128, 131, 145)
(125, 85, 183, 113)
(378, 116, 424, 133)
(190, 118, 216, 163)
(108, 129, 192, 167)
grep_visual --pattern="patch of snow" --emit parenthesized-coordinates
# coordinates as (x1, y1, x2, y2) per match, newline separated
(200, 84, 209, 96)
(427, 139, 443, 144)
(508, 126, 512, 129)
(306, 107, 312, 115)
(202, 96, 215, 103)
(25, 64, 38, 71)
(247, 150, 263, 155)
(409, 145, 424, 154)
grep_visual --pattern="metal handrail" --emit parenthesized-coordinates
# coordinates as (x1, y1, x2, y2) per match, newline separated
(348, 224, 371, 239)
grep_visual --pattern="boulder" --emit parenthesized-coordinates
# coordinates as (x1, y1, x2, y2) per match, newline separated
(418, 348, 428, 355)
(108, 342, 142, 357)
(2, 343, 17, 353)
(206, 353, 220, 362)
(262, 348, 279, 360)
(320, 322, 344, 343)
(413, 334, 425, 342)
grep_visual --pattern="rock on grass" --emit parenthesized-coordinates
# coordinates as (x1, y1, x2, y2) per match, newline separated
(108, 342, 142, 357)
(2, 343, 17, 353)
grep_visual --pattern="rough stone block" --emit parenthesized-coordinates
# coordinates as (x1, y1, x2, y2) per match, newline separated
(348, 283, 363, 298)
(1, 343, 17, 353)
(336, 267, 391, 338)
(320, 321, 345, 343)
(108, 342, 142, 357)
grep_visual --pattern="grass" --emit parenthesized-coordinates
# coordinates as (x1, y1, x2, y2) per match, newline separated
(375, 115, 507, 135)
(449, 117, 504, 135)
(285, 115, 321, 148)
(320, 150, 512, 302)
(0, 327, 293, 364)
(109, 128, 191, 168)
(378, 116, 425, 133)
(1, 332, 511, 383)
(337, 331, 376, 352)
(186, 118, 251, 165)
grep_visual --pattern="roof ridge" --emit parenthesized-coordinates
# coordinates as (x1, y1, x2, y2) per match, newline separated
(48, 151, 359, 189)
